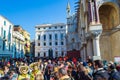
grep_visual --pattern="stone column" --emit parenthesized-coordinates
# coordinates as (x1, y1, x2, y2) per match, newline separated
(89, 24, 102, 59)
(93, 34, 100, 56)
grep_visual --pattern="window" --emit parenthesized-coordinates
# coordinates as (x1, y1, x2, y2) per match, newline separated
(4, 30, 6, 39)
(9, 25, 11, 30)
(62, 51, 64, 57)
(49, 34, 52, 40)
(38, 35, 40, 40)
(61, 42, 64, 45)
(55, 34, 58, 40)
(49, 42, 52, 46)
(38, 28, 40, 30)
(44, 42, 46, 46)
(38, 52, 40, 57)
(9, 43, 10, 51)
(43, 35, 46, 41)
(3, 40, 5, 51)
(43, 27, 46, 29)
(55, 26, 57, 29)
(61, 33, 64, 40)
(1, 27, 3, 37)
(38, 43, 40, 46)
(8, 33, 11, 42)
(55, 52, 58, 57)
(55, 42, 58, 45)
(72, 38, 75, 43)
(44, 52, 46, 57)
(49, 27, 51, 29)
(4, 21, 6, 26)
(12, 46, 14, 52)
(61, 26, 63, 28)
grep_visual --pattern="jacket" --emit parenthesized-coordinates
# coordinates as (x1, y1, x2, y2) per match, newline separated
(109, 69, 120, 80)
(93, 68, 109, 80)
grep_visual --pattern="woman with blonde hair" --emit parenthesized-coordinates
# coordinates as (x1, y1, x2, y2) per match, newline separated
(77, 63, 92, 80)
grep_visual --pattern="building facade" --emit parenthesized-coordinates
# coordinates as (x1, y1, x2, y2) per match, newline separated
(0, 15, 13, 59)
(76, 0, 120, 61)
(14, 25, 31, 56)
(66, 2, 81, 58)
(66, 13, 80, 51)
(12, 31, 25, 58)
(22, 30, 31, 55)
(30, 40, 35, 57)
(35, 23, 67, 58)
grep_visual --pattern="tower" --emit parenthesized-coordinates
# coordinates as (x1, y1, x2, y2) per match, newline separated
(66, 0, 71, 18)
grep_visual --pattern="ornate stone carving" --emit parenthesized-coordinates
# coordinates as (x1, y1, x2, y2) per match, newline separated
(91, 30, 102, 38)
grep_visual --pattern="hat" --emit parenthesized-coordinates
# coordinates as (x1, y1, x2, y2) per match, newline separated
(29, 62, 39, 70)
(19, 66, 29, 74)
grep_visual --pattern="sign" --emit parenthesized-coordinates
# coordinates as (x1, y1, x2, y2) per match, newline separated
(93, 56, 101, 61)
(114, 56, 120, 62)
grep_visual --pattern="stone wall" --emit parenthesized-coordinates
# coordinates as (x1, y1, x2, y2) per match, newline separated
(111, 31, 120, 61)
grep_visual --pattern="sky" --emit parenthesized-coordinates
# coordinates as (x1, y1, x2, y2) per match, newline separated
(0, 0, 76, 40)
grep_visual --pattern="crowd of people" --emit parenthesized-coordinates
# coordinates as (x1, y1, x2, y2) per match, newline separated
(0, 56, 120, 80)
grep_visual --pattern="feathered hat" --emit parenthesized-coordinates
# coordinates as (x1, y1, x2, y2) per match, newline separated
(19, 66, 29, 74)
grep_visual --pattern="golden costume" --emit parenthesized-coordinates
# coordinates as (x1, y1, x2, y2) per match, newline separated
(18, 66, 30, 80)
(0, 69, 4, 77)
(29, 62, 44, 80)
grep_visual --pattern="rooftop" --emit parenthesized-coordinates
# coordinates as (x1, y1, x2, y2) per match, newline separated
(35, 23, 66, 28)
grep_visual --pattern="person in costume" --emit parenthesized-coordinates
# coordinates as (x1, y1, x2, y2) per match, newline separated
(29, 62, 44, 80)
(18, 66, 30, 80)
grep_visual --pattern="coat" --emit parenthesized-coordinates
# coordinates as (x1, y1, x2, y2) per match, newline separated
(109, 69, 120, 80)
(93, 68, 109, 80)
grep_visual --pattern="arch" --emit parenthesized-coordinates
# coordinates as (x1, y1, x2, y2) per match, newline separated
(99, 2, 119, 30)
(99, 2, 120, 60)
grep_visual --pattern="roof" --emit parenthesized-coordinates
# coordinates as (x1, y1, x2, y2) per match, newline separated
(0, 15, 14, 25)
(35, 23, 66, 28)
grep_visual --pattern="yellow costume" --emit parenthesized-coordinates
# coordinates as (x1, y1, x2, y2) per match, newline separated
(18, 66, 30, 80)
(29, 62, 44, 80)
(0, 69, 4, 77)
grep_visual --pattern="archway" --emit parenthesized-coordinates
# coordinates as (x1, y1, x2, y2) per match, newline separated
(99, 2, 120, 60)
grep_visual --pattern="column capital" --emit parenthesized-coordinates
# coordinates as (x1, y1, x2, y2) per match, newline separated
(89, 23, 102, 39)
(91, 30, 102, 39)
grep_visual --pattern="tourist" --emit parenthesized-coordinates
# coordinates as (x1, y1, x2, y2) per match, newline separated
(93, 60, 109, 80)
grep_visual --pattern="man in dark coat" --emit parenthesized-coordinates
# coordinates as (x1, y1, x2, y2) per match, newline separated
(93, 60, 109, 80)
(108, 64, 120, 80)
